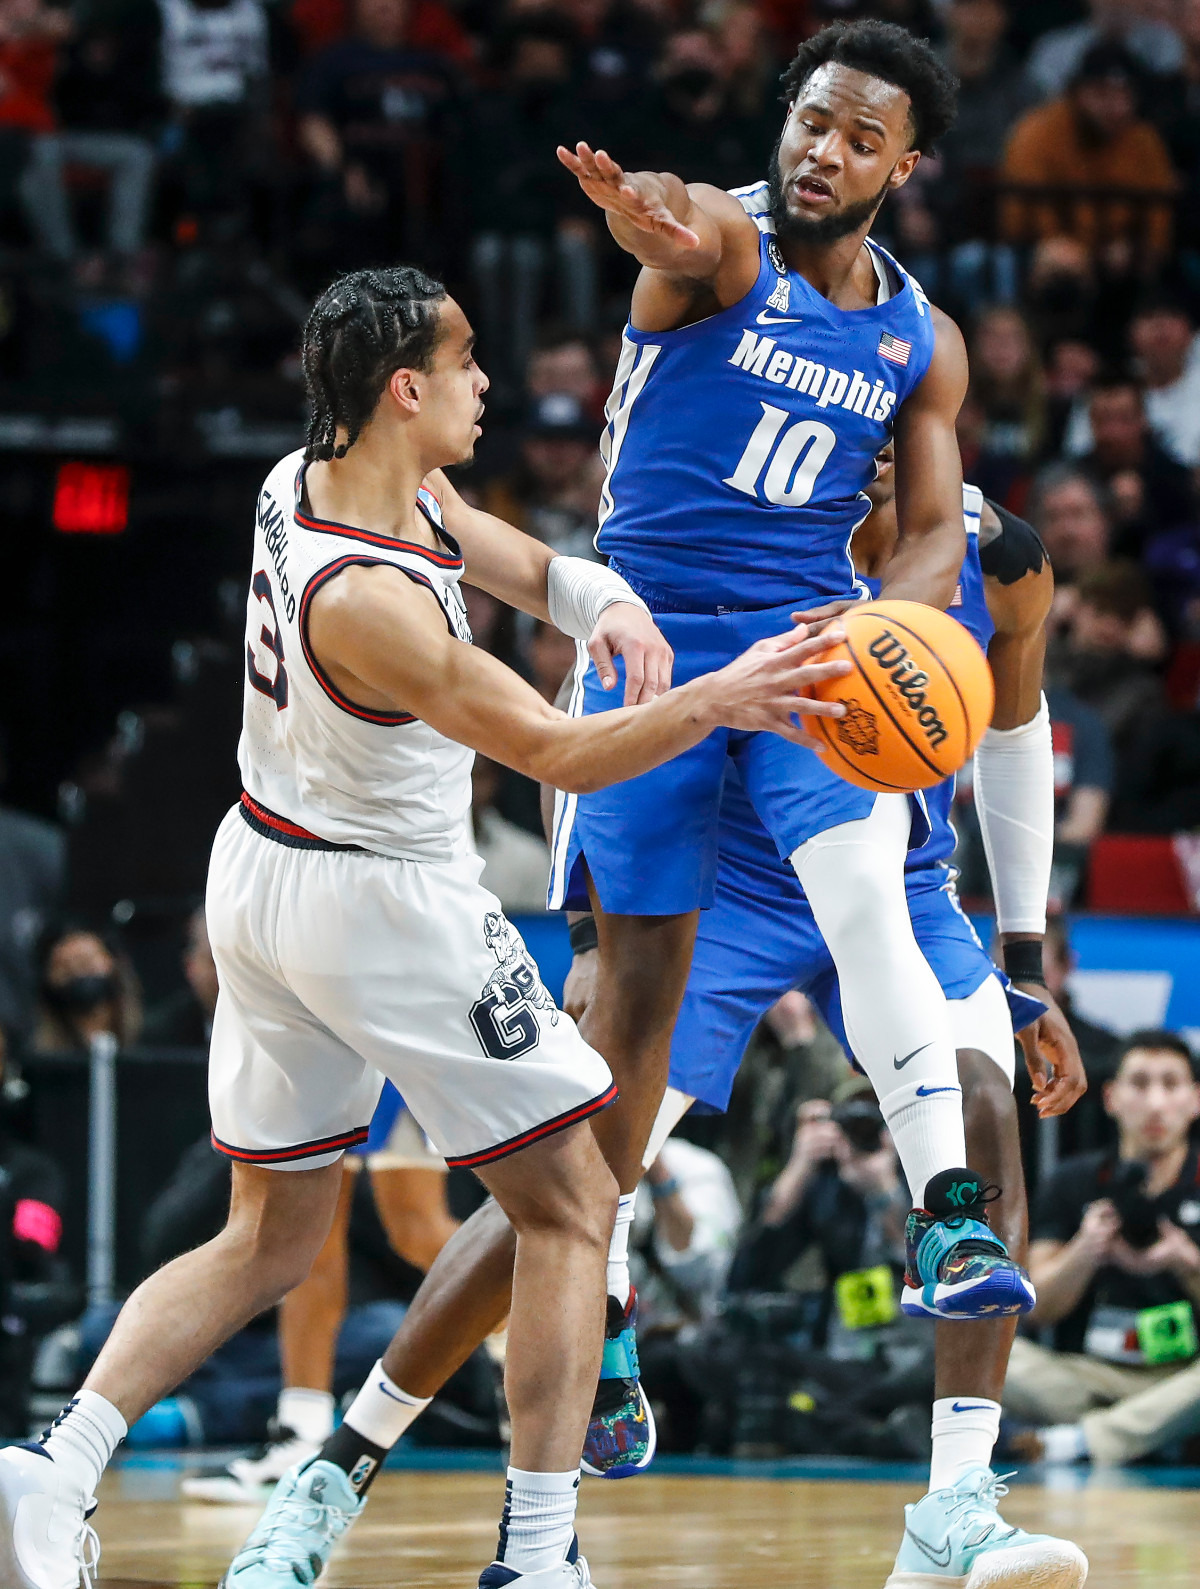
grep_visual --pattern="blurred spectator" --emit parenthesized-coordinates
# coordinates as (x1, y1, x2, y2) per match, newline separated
(31, 925, 142, 1053)
(1045, 335, 1102, 457)
(1048, 560, 1168, 754)
(728, 1096, 908, 1339)
(965, 305, 1046, 499)
(1127, 295, 1200, 469)
(634, 1137, 742, 1324)
(1028, 463, 1112, 584)
(289, 0, 472, 62)
(468, 16, 598, 396)
(1007, 1031, 1200, 1467)
(1001, 43, 1177, 271)
(0, 0, 69, 239)
(615, 26, 767, 193)
(21, 0, 160, 267)
(554, 0, 662, 104)
(143, 906, 218, 1046)
(471, 755, 549, 914)
(936, 0, 1037, 222)
(525, 619, 578, 706)
(1023, 236, 1100, 353)
(1046, 684, 1114, 909)
(1154, 0, 1200, 260)
(483, 393, 603, 560)
(525, 324, 603, 419)
(0, 1026, 78, 1436)
(1024, 0, 1184, 100)
(0, 764, 65, 1040)
(295, 0, 462, 271)
(1080, 378, 1195, 555)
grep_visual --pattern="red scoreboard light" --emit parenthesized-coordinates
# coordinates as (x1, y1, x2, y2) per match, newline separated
(53, 462, 130, 535)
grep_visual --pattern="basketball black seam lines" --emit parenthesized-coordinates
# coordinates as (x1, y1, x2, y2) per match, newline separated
(880, 612, 975, 748)
(841, 630, 945, 780)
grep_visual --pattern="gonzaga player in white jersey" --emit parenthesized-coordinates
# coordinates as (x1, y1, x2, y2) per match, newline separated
(0, 268, 855, 1589)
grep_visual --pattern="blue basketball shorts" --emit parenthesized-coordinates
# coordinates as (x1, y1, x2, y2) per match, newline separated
(547, 603, 927, 916)
(668, 849, 1042, 1113)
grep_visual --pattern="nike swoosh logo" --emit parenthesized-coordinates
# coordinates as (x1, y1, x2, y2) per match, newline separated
(916, 1085, 961, 1097)
(377, 1381, 411, 1404)
(894, 1042, 932, 1070)
(755, 310, 804, 325)
(905, 1527, 952, 1568)
(951, 1402, 995, 1413)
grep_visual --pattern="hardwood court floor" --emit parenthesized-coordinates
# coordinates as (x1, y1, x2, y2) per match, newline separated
(93, 1464, 1199, 1588)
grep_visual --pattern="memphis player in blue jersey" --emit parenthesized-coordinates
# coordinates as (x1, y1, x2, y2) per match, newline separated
(552, 16, 1033, 1444)
(565, 465, 1089, 1586)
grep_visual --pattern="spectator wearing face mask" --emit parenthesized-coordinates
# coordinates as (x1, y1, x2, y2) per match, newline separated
(1077, 377, 1196, 556)
(31, 925, 142, 1054)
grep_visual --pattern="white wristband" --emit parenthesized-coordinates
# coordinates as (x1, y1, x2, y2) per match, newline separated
(973, 693, 1055, 936)
(546, 555, 649, 642)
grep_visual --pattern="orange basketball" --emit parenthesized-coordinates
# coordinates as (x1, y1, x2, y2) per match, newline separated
(804, 599, 994, 793)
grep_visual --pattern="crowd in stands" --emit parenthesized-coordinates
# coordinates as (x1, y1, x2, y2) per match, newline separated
(0, 0, 1197, 1464)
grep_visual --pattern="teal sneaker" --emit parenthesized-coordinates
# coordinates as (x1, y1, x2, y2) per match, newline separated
(902, 1170, 1036, 1321)
(580, 1290, 656, 1478)
(885, 1466, 1088, 1589)
(220, 1460, 364, 1587)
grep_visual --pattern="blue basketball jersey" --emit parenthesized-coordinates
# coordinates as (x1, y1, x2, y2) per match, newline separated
(864, 484, 993, 873)
(595, 181, 937, 612)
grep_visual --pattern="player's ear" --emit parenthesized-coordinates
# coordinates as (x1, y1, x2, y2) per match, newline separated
(388, 366, 423, 415)
(887, 150, 920, 192)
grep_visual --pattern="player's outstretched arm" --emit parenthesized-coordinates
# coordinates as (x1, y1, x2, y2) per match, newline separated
(880, 308, 969, 612)
(555, 142, 760, 330)
(426, 469, 674, 704)
(979, 501, 1086, 1118)
(305, 564, 850, 793)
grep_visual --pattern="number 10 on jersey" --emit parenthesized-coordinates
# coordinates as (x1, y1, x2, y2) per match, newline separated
(724, 404, 837, 507)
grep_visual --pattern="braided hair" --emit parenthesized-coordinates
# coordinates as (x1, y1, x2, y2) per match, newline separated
(302, 266, 448, 462)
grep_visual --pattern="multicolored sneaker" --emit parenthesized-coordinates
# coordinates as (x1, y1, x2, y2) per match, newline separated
(885, 1465, 1088, 1588)
(580, 1290, 656, 1479)
(902, 1169, 1036, 1321)
(220, 1460, 364, 1587)
(479, 1534, 594, 1587)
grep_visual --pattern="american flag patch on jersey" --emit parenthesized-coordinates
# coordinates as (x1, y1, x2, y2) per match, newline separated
(950, 583, 963, 607)
(878, 332, 912, 366)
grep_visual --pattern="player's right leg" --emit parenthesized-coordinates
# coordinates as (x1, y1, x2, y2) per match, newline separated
(0, 1157, 344, 1589)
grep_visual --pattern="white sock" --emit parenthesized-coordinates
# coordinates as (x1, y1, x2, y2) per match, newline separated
(341, 1359, 430, 1448)
(606, 1192, 636, 1306)
(277, 1387, 335, 1446)
(40, 1390, 128, 1499)
(929, 1397, 1001, 1491)
(793, 796, 966, 1205)
(1041, 1423, 1088, 1464)
(497, 1467, 580, 1574)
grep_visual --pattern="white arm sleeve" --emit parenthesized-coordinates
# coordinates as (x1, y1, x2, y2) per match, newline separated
(545, 555, 650, 642)
(972, 693, 1055, 936)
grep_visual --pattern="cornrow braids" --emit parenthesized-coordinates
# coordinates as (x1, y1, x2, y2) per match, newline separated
(302, 266, 448, 462)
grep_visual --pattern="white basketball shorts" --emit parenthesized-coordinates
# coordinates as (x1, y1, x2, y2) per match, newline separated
(205, 800, 616, 1172)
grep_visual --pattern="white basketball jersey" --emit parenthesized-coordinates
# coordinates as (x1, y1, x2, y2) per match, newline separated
(238, 449, 475, 862)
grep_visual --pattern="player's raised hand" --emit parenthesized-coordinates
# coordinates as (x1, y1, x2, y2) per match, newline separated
(1018, 986, 1088, 1118)
(556, 142, 700, 248)
(706, 624, 851, 748)
(589, 601, 675, 705)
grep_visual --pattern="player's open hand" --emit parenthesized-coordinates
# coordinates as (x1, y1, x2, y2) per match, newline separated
(711, 624, 851, 747)
(589, 602, 674, 705)
(556, 143, 700, 248)
(1017, 985, 1088, 1118)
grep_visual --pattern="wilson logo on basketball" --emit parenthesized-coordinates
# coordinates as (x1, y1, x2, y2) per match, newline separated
(867, 630, 949, 749)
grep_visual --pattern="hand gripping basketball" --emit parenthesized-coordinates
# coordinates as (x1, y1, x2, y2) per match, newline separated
(704, 625, 851, 749)
(800, 599, 995, 792)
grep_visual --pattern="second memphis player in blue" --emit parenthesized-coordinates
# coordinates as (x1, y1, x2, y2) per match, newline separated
(552, 17, 1032, 1421)
(568, 468, 1089, 1588)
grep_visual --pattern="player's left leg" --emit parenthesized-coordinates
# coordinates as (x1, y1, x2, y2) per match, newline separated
(886, 974, 1087, 1589)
